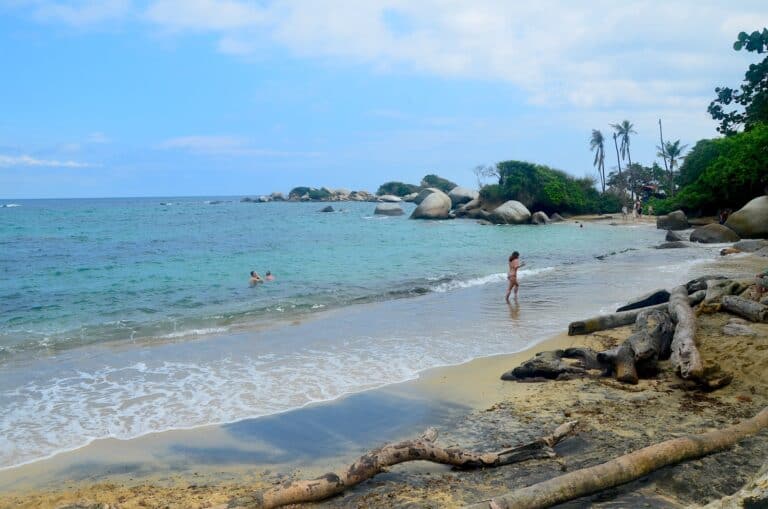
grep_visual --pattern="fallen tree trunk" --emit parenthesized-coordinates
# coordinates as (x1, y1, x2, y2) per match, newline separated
(721, 295, 768, 323)
(244, 422, 576, 509)
(596, 308, 674, 384)
(568, 290, 704, 335)
(466, 406, 768, 509)
(668, 285, 704, 380)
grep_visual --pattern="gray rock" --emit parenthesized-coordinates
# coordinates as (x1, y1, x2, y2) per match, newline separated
(690, 223, 741, 243)
(413, 187, 439, 205)
(723, 319, 756, 336)
(666, 230, 684, 242)
(378, 194, 402, 203)
(402, 192, 419, 202)
(725, 195, 768, 239)
(616, 289, 671, 312)
(531, 211, 550, 225)
(656, 241, 689, 249)
(410, 190, 452, 219)
(319, 205, 334, 212)
(733, 239, 768, 252)
(489, 200, 532, 225)
(656, 209, 688, 230)
(374, 203, 404, 216)
(270, 192, 285, 201)
(550, 213, 565, 222)
(466, 208, 491, 221)
(448, 186, 479, 208)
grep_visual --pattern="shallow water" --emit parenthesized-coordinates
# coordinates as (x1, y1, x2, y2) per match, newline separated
(0, 198, 728, 469)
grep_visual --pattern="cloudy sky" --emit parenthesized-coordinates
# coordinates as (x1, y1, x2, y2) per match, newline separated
(1, 1, 766, 198)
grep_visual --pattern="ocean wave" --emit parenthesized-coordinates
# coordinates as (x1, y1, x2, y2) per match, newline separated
(1, 203, 21, 208)
(431, 266, 555, 293)
(157, 327, 229, 340)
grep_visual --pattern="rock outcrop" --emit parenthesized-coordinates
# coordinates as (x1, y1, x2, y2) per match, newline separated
(690, 223, 740, 243)
(656, 210, 688, 230)
(410, 190, 452, 219)
(665, 230, 683, 242)
(413, 188, 439, 205)
(448, 186, 479, 208)
(319, 205, 334, 213)
(377, 194, 402, 203)
(374, 203, 404, 216)
(489, 201, 532, 225)
(550, 213, 565, 222)
(725, 195, 768, 239)
(733, 239, 768, 252)
(531, 211, 550, 225)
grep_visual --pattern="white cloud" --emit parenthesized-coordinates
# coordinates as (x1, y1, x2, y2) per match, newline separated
(158, 135, 320, 157)
(145, 0, 266, 31)
(86, 132, 111, 144)
(30, 0, 131, 27)
(0, 154, 91, 168)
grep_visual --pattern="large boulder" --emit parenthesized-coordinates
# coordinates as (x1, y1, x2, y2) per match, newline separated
(454, 197, 481, 217)
(410, 190, 452, 219)
(531, 211, 550, 225)
(665, 230, 684, 242)
(402, 192, 419, 202)
(690, 223, 741, 243)
(656, 210, 688, 230)
(413, 187, 439, 205)
(466, 207, 491, 221)
(374, 203, 404, 216)
(655, 241, 689, 249)
(550, 213, 565, 222)
(490, 201, 532, 225)
(448, 186, 479, 208)
(725, 195, 768, 239)
(319, 205, 334, 213)
(378, 194, 402, 203)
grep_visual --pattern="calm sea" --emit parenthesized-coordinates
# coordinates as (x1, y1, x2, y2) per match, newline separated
(0, 197, 728, 469)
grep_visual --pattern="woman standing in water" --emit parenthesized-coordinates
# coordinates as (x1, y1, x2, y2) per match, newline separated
(505, 251, 525, 302)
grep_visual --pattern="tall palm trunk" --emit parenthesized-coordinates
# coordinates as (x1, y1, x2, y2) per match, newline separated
(612, 133, 623, 200)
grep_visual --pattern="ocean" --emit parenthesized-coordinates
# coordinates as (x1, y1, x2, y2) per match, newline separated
(0, 197, 727, 470)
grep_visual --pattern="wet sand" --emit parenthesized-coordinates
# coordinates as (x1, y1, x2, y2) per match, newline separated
(2, 254, 767, 508)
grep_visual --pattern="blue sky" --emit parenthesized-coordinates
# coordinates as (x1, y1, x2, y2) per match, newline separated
(1, 1, 767, 199)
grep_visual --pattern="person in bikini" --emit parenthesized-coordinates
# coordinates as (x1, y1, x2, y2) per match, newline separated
(505, 251, 525, 302)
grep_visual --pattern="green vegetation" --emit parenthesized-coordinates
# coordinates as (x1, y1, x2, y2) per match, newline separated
(589, 129, 606, 193)
(420, 174, 457, 193)
(288, 186, 311, 198)
(479, 160, 617, 214)
(649, 123, 768, 215)
(376, 181, 420, 196)
(708, 29, 768, 135)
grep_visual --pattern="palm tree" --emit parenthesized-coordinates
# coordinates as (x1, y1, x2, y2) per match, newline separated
(656, 140, 688, 197)
(611, 120, 636, 198)
(589, 130, 606, 193)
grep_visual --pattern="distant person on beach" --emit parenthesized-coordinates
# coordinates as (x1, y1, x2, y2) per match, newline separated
(249, 271, 263, 286)
(756, 269, 768, 299)
(505, 251, 526, 302)
(621, 205, 628, 221)
(648, 204, 654, 216)
(265, 271, 275, 281)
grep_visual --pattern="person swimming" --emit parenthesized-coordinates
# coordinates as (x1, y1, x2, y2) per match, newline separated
(249, 271, 263, 286)
(265, 271, 275, 281)
(505, 251, 526, 302)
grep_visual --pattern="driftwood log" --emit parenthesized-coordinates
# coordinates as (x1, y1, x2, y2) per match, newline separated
(721, 295, 768, 323)
(466, 406, 768, 509)
(568, 290, 704, 335)
(241, 422, 577, 509)
(668, 285, 704, 380)
(596, 308, 674, 384)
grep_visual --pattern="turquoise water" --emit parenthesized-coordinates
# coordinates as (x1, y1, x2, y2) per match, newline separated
(0, 197, 728, 470)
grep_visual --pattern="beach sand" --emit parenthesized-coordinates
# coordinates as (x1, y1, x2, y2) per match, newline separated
(2, 255, 767, 508)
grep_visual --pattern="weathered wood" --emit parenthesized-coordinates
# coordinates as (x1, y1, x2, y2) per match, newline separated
(721, 295, 768, 323)
(466, 407, 768, 509)
(244, 422, 577, 509)
(568, 290, 704, 336)
(668, 285, 704, 380)
(615, 289, 670, 312)
(700, 279, 752, 313)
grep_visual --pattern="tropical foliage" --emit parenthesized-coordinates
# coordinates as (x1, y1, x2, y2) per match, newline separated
(708, 28, 768, 135)
(655, 140, 688, 196)
(376, 181, 420, 196)
(420, 174, 458, 193)
(589, 129, 606, 193)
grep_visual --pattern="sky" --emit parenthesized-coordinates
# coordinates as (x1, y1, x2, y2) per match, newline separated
(1, 1, 767, 199)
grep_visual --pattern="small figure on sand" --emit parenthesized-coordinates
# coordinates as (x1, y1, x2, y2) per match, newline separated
(756, 268, 768, 300)
(249, 271, 263, 286)
(505, 251, 525, 302)
(621, 205, 628, 221)
(265, 271, 275, 281)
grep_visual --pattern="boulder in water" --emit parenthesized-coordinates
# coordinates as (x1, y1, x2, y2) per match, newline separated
(319, 205, 334, 213)
(531, 211, 550, 225)
(655, 241, 689, 249)
(690, 223, 740, 243)
(725, 196, 768, 238)
(413, 187, 439, 205)
(448, 186, 479, 208)
(656, 210, 688, 230)
(410, 190, 452, 219)
(490, 200, 531, 225)
(550, 213, 565, 222)
(666, 230, 683, 242)
(378, 194, 402, 203)
(374, 203, 404, 216)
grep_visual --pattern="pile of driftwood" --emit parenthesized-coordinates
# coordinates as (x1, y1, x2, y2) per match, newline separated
(502, 275, 767, 389)
(221, 275, 768, 509)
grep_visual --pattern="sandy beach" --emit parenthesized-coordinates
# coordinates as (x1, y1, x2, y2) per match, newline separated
(2, 248, 767, 508)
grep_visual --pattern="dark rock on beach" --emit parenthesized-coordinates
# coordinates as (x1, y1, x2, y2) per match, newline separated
(690, 223, 741, 243)
(725, 195, 768, 239)
(656, 209, 688, 230)
(616, 289, 671, 312)
(531, 211, 550, 225)
(665, 230, 684, 242)
(656, 241, 689, 249)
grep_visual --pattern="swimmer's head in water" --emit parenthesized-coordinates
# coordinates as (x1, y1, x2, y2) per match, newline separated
(250, 271, 256, 277)
(266, 271, 271, 276)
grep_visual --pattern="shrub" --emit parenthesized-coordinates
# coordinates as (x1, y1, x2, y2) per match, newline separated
(376, 181, 420, 196)
(288, 186, 311, 198)
(421, 174, 457, 193)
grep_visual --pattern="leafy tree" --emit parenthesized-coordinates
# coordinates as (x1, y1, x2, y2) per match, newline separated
(589, 129, 606, 193)
(676, 139, 719, 188)
(376, 181, 419, 196)
(708, 28, 768, 135)
(288, 186, 312, 198)
(420, 174, 458, 193)
(655, 140, 688, 197)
